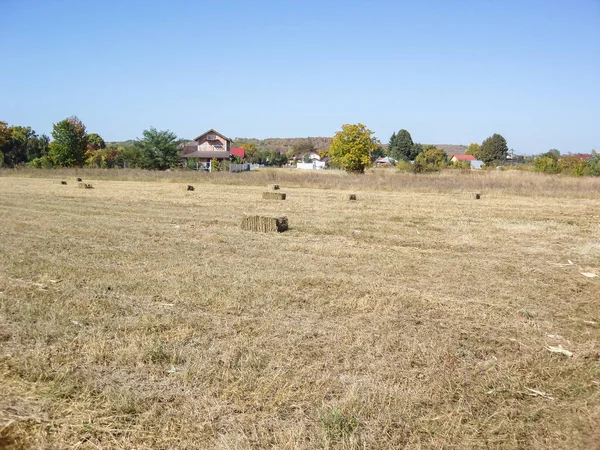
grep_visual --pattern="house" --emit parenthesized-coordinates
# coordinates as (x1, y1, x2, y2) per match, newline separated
(375, 156, 395, 167)
(297, 160, 326, 170)
(470, 160, 484, 170)
(230, 147, 245, 159)
(450, 154, 476, 164)
(181, 129, 232, 170)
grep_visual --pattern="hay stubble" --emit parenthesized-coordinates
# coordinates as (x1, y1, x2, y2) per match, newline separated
(0, 174, 599, 449)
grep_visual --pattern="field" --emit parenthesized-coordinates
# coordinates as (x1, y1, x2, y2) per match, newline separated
(1, 170, 599, 449)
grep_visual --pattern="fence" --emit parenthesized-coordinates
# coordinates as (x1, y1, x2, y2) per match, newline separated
(229, 163, 250, 173)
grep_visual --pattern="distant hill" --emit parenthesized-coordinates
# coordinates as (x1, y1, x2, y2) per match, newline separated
(107, 137, 467, 156)
(433, 144, 468, 155)
(232, 137, 332, 154)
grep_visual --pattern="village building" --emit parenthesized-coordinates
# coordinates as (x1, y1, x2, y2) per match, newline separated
(449, 154, 476, 164)
(181, 129, 233, 170)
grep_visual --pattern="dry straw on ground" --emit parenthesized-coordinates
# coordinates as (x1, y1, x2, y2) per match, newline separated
(0, 171, 599, 449)
(240, 215, 288, 233)
(262, 191, 286, 200)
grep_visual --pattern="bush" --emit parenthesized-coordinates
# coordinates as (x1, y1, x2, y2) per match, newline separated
(558, 156, 586, 177)
(396, 160, 412, 172)
(28, 155, 54, 169)
(412, 147, 447, 173)
(210, 158, 223, 172)
(534, 156, 560, 174)
(583, 157, 599, 177)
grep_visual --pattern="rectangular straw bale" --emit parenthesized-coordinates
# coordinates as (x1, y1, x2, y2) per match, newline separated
(345, 194, 357, 201)
(186, 185, 195, 191)
(78, 183, 93, 189)
(473, 193, 481, 199)
(262, 192, 286, 200)
(60, 181, 67, 185)
(240, 215, 288, 233)
(76, 177, 83, 182)
(268, 184, 280, 190)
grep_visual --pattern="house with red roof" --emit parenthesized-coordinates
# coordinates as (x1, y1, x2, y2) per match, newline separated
(449, 154, 476, 163)
(230, 147, 245, 159)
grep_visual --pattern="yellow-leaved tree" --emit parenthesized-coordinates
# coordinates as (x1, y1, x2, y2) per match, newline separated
(329, 123, 378, 173)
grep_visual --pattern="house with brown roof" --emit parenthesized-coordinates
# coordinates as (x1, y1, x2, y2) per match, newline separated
(181, 129, 232, 170)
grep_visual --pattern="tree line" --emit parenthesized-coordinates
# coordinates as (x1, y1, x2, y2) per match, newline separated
(2, 117, 596, 176)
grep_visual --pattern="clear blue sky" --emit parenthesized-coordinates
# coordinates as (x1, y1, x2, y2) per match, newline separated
(1, 0, 598, 154)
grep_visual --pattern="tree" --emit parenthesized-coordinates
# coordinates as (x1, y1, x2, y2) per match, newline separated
(412, 146, 448, 173)
(135, 127, 179, 170)
(48, 116, 87, 167)
(479, 134, 508, 165)
(0, 124, 48, 167)
(465, 142, 481, 159)
(329, 123, 378, 173)
(292, 140, 316, 155)
(86, 133, 106, 150)
(241, 142, 258, 163)
(409, 143, 424, 160)
(388, 129, 414, 161)
(387, 132, 396, 155)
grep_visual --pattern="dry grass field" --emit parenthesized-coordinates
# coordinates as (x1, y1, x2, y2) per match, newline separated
(1, 170, 599, 449)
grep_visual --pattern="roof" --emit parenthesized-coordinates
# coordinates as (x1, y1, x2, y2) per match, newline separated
(452, 154, 476, 161)
(470, 160, 484, 169)
(230, 147, 245, 158)
(193, 129, 232, 143)
(181, 150, 232, 159)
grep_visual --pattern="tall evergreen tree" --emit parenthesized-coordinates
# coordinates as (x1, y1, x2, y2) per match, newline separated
(388, 132, 397, 156)
(389, 129, 414, 161)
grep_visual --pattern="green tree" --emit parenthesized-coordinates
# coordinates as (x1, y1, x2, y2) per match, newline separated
(547, 148, 560, 160)
(292, 140, 316, 155)
(387, 132, 396, 155)
(329, 123, 378, 173)
(48, 116, 88, 167)
(412, 146, 448, 173)
(135, 127, 179, 170)
(479, 134, 508, 165)
(534, 155, 560, 174)
(0, 124, 48, 167)
(241, 142, 259, 163)
(409, 143, 424, 160)
(389, 129, 414, 161)
(86, 133, 106, 150)
(465, 142, 481, 159)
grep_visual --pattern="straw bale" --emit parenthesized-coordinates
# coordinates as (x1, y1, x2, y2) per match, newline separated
(268, 184, 280, 190)
(345, 194, 357, 201)
(473, 193, 481, 199)
(262, 192, 286, 200)
(78, 183, 93, 189)
(241, 215, 288, 233)
(186, 185, 195, 191)
(76, 177, 82, 182)
(60, 181, 67, 185)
